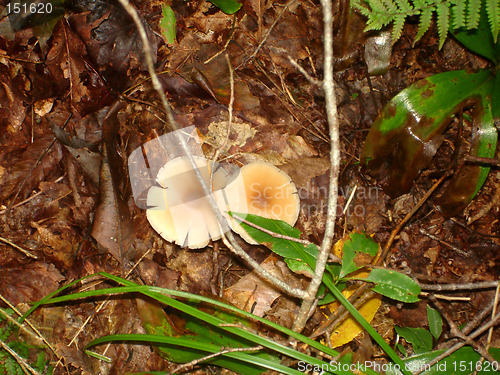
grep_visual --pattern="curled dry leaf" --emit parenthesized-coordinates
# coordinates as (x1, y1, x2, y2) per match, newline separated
(223, 254, 301, 317)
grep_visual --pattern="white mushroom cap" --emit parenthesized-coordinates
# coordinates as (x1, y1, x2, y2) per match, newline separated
(219, 162, 300, 243)
(146, 156, 229, 249)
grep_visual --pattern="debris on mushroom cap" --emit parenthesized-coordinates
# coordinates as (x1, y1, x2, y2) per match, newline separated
(219, 161, 300, 244)
(146, 156, 229, 249)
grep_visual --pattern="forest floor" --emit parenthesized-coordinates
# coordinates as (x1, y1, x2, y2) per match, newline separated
(0, 0, 499, 374)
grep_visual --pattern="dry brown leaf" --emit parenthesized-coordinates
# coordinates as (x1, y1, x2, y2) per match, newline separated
(224, 254, 301, 317)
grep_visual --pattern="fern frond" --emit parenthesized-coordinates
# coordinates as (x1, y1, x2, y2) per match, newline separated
(451, 0, 467, 28)
(485, 0, 500, 42)
(353, 0, 498, 48)
(414, 7, 435, 44)
(437, 1, 451, 47)
(351, 0, 373, 17)
(394, 0, 414, 12)
(392, 14, 407, 41)
(382, 0, 399, 12)
(467, 0, 483, 28)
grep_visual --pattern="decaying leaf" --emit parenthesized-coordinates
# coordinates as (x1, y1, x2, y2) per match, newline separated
(45, 18, 113, 116)
(224, 254, 302, 317)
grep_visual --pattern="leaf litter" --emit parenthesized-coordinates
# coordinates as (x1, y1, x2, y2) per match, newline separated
(0, 0, 498, 373)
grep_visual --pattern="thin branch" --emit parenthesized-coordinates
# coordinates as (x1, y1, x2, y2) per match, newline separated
(0, 236, 38, 259)
(464, 155, 500, 166)
(420, 281, 499, 291)
(413, 312, 500, 375)
(293, 0, 341, 333)
(287, 56, 322, 87)
(236, 0, 297, 70)
(171, 346, 263, 374)
(0, 338, 41, 375)
(378, 171, 450, 265)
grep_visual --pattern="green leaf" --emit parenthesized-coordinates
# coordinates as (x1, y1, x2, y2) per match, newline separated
(386, 346, 500, 374)
(492, 73, 500, 119)
(208, 0, 242, 14)
(436, 92, 497, 215)
(229, 212, 319, 265)
(159, 4, 176, 45)
(362, 269, 421, 303)
(454, 1, 500, 63)
(394, 326, 434, 353)
(340, 233, 379, 278)
(361, 69, 497, 216)
(426, 305, 443, 340)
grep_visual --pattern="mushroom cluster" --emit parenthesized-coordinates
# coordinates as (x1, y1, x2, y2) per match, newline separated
(146, 157, 300, 248)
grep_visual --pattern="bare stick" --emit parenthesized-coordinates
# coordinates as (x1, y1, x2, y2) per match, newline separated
(413, 312, 500, 375)
(293, 0, 341, 333)
(0, 236, 38, 259)
(117, 0, 306, 300)
(171, 345, 263, 374)
(378, 172, 450, 266)
(0, 338, 41, 375)
(0, 294, 62, 367)
(420, 281, 499, 291)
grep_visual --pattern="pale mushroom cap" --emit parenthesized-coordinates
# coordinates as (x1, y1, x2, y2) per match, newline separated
(219, 162, 300, 243)
(146, 156, 228, 249)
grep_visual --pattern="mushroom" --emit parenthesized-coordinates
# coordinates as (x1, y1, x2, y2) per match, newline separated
(219, 161, 300, 243)
(146, 156, 229, 249)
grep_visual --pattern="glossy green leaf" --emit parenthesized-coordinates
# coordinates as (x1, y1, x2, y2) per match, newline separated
(340, 233, 379, 278)
(436, 93, 497, 215)
(386, 346, 500, 374)
(426, 306, 443, 340)
(208, 0, 242, 14)
(361, 69, 497, 216)
(492, 72, 500, 119)
(229, 212, 319, 263)
(361, 269, 421, 303)
(159, 4, 176, 44)
(395, 326, 434, 353)
(453, 2, 500, 64)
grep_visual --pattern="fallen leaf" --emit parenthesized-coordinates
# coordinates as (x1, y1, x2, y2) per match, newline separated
(45, 18, 113, 116)
(224, 254, 300, 317)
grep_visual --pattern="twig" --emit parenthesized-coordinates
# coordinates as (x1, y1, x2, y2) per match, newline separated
(430, 295, 497, 363)
(413, 312, 500, 375)
(293, 0, 341, 333)
(0, 236, 38, 259)
(287, 56, 322, 87)
(0, 294, 61, 367)
(232, 217, 313, 246)
(464, 155, 500, 166)
(0, 338, 41, 375)
(378, 172, 450, 265)
(117, 0, 307, 300)
(420, 281, 499, 291)
(170, 346, 263, 374)
(236, 0, 297, 70)
(418, 228, 469, 257)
